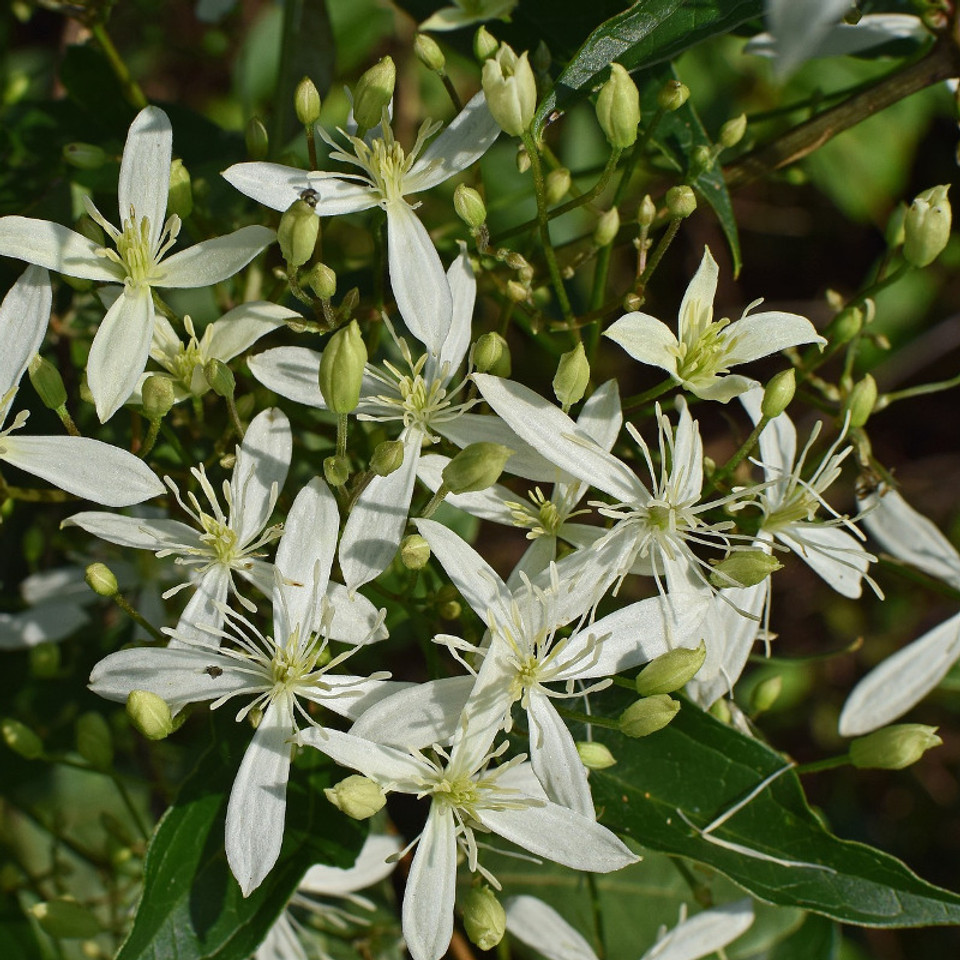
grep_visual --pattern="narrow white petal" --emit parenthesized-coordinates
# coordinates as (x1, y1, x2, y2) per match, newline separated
(221, 162, 310, 212)
(298, 833, 402, 895)
(506, 537, 558, 591)
(298, 727, 431, 787)
(119, 106, 173, 248)
(740, 386, 796, 502)
(159, 225, 274, 288)
(4, 436, 165, 506)
(172, 566, 231, 648)
(231, 407, 291, 546)
(689, 373, 757, 403)
(678, 247, 719, 344)
(226, 698, 294, 896)
(306, 175, 381, 216)
(61, 512, 197, 550)
(204, 301, 300, 362)
(528, 691, 594, 819)
(437, 245, 475, 372)
(603, 313, 679, 375)
(0, 217, 123, 282)
(0, 605, 88, 650)
(722, 311, 824, 366)
(256, 914, 307, 960)
(838, 612, 960, 737)
(0, 265, 51, 400)
(505, 896, 598, 960)
(248, 346, 326, 408)
(778, 524, 870, 598)
(640, 900, 754, 960)
(576, 379, 622, 451)
(671, 401, 704, 504)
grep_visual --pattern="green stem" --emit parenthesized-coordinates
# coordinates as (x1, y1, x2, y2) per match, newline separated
(706, 415, 770, 495)
(879, 371, 960, 409)
(795, 754, 851, 775)
(440, 72, 463, 113)
(336, 412, 348, 460)
(56, 405, 81, 437)
(89, 23, 148, 110)
(555, 706, 620, 730)
(587, 873, 606, 960)
(139, 419, 162, 458)
(112, 591, 167, 644)
(621, 377, 676, 415)
(109, 773, 152, 843)
(636, 217, 681, 293)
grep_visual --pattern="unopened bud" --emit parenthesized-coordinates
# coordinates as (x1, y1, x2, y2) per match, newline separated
(657, 79, 690, 112)
(761, 368, 796, 418)
(666, 185, 697, 219)
(850, 724, 942, 770)
(462, 885, 506, 951)
(370, 439, 404, 477)
(305, 262, 337, 300)
(28, 355, 67, 410)
(845, 374, 877, 428)
(516, 144, 531, 174)
(2, 718, 43, 759)
(401, 533, 431, 569)
(245, 116, 269, 160)
(30, 900, 101, 940)
(506, 279, 528, 302)
(454, 184, 487, 229)
(619, 695, 680, 737)
(638, 194, 657, 228)
(473, 332, 511, 377)
(141, 374, 176, 420)
(167, 159, 193, 220)
(553, 342, 589, 409)
(718, 113, 747, 149)
(593, 207, 620, 247)
(126, 691, 175, 741)
(85, 563, 118, 598)
(63, 142, 106, 170)
(885, 202, 907, 248)
(318, 320, 367, 413)
(545, 168, 571, 206)
(295, 76, 321, 127)
(442, 443, 513, 494)
(709, 551, 782, 589)
(75, 711, 113, 770)
(415, 33, 446, 73)
(278, 199, 319, 268)
(204, 358, 235, 399)
(595, 63, 641, 149)
(482, 44, 536, 137)
(474, 26, 499, 61)
(324, 774, 386, 819)
(830, 307, 863, 345)
(323, 454, 351, 487)
(709, 698, 731, 724)
(635, 642, 706, 696)
(576, 741, 616, 770)
(903, 185, 951, 267)
(750, 675, 783, 714)
(622, 292, 643, 312)
(29, 642, 60, 679)
(353, 56, 396, 133)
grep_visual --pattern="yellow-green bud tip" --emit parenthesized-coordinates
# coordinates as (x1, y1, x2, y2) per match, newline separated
(323, 454, 351, 488)
(454, 184, 487, 230)
(635, 642, 706, 697)
(63, 142, 107, 170)
(278, 198, 320, 268)
(141, 374, 177, 420)
(295, 76, 322, 126)
(370, 439, 405, 477)
(750, 674, 783, 714)
(204, 358, 236, 399)
(400, 533, 431, 570)
(353, 56, 396, 132)
(845, 374, 877, 428)
(482, 44, 537, 138)
(593, 207, 620, 247)
(545, 168, 572, 206)
(127, 691, 175, 741)
(305, 262, 337, 300)
(28, 355, 67, 411)
(245, 116, 269, 160)
(415, 33, 446, 73)
(709, 551, 782, 589)
(903, 184, 951, 267)
(666, 185, 697, 219)
(553, 342, 590, 409)
(474, 26, 499, 61)
(324, 774, 386, 819)
(850, 724, 942, 770)
(462, 886, 506, 951)
(761, 368, 796, 419)
(718, 113, 747, 149)
(657, 79, 690, 112)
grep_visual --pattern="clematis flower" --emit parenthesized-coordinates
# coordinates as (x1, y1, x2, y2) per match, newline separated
(604, 247, 825, 403)
(420, 0, 518, 33)
(0, 106, 275, 421)
(89, 476, 400, 895)
(0, 266, 164, 506)
(223, 92, 498, 355)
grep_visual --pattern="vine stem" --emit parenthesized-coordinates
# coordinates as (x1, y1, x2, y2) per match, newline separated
(89, 23, 148, 110)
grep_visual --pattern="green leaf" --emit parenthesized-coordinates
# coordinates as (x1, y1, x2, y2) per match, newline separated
(0, 895, 45, 960)
(116, 716, 365, 960)
(533, 0, 763, 137)
(589, 695, 960, 927)
(767, 912, 840, 960)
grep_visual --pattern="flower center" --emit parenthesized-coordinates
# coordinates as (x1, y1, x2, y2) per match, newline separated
(672, 318, 732, 383)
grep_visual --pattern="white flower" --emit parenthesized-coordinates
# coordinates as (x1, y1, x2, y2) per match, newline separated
(0, 566, 89, 651)
(420, 0, 518, 32)
(0, 106, 274, 421)
(223, 93, 499, 356)
(0, 266, 164, 506)
(604, 247, 825, 403)
(839, 485, 960, 737)
(89, 477, 398, 895)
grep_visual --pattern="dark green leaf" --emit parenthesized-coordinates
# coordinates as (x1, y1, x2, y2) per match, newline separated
(116, 716, 365, 960)
(589, 695, 960, 927)
(0, 895, 45, 960)
(767, 912, 840, 959)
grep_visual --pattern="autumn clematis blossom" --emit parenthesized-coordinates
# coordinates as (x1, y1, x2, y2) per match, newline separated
(604, 246, 825, 403)
(0, 105, 274, 421)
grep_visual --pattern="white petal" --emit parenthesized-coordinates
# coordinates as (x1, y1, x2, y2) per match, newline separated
(0, 265, 51, 400)
(0, 217, 123, 282)
(226, 698, 294, 896)
(640, 900, 754, 960)
(302, 675, 411, 721)
(298, 727, 431, 787)
(688, 373, 758, 403)
(838, 611, 960, 737)
(325, 581, 388, 643)
(505, 896, 597, 960)
(172, 566, 231, 648)
(437, 245, 474, 372)
(507, 537, 558, 590)
(4, 435, 165, 506)
(306, 175, 381, 216)
(603, 313, 679, 375)
(576, 379, 622, 451)
(119, 106, 173, 248)
(722, 311, 824, 365)
(159, 226, 275, 288)
(678, 247, 719, 345)
(61, 512, 197, 550)
(256, 914, 307, 960)
(778, 524, 870, 598)
(671, 401, 704, 504)
(248, 346, 326, 408)
(298, 833, 402, 895)
(204, 301, 300, 362)
(221, 162, 310, 212)
(231, 407, 291, 546)
(762, 0, 859, 76)
(0, 604, 88, 650)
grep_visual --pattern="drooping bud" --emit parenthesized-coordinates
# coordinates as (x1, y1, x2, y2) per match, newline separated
(28, 355, 67, 410)
(473, 332, 511, 377)
(353, 56, 396, 133)
(709, 551, 782, 589)
(474, 26, 499, 62)
(415, 33, 446, 73)
(849, 724, 942, 770)
(482, 44, 536, 138)
(2, 718, 43, 760)
(718, 113, 747, 149)
(595, 63, 641, 149)
(750, 674, 783, 714)
(324, 774, 386, 819)
(593, 207, 620, 247)
(63, 142, 106, 170)
(903, 185, 951, 267)
(576, 741, 616, 770)
(318, 320, 367, 413)
(126, 691, 175, 741)
(370, 439, 404, 477)
(400, 533, 431, 570)
(657, 79, 690, 112)
(295, 76, 321, 127)
(845, 374, 877, 428)
(141, 374, 176, 420)
(454, 184, 487, 229)
(619, 695, 680, 738)
(761, 368, 796, 419)
(76, 711, 113, 770)
(304, 262, 337, 301)
(638, 194, 657, 227)
(553, 342, 590, 409)
(545, 168, 571, 205)
(323, 454, 351, 487)
(278, 199, 319, 268)
(245, 116, 269, 160)
(666, 185, 697, 219)
(85, 562, 118, 598)
(204, 358, 236, 399)
(462, 885, 506, 951)
(29, 900, 101, 940)
(635, 643, 706, 696)
(442, 443, 513, 494)
(167, 159, 193, 220)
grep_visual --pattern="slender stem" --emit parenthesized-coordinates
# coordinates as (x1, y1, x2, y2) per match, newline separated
(89, 23, 148, 110)
(706, 415, 770, 494)
(305, 124, 318, 170)
(621, 377, 676, 415)
(225, 393, 246, 440)
(139, 419, 162, 458)
(795, 754, 851, 775)
(555, 706, 620, 730)
(440, 72, 463, 113)
(420, 484, 449, 520)
(109, 773, 152, 843)
(56, 405, 81, 437)
(636, 217, 681, 293)
(112, 591, 167, 643)
(587, 873, 607, 960)
(879, 371, 960, 409)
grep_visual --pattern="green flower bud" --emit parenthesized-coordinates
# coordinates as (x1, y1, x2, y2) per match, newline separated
(576, 741, 616, 770)
(462, 885, 506, 951)
(532, 41, 551, 77)
(761, 368, 796, 419)
(595, 63, 641, 149)
(635, 642, 706, 696)
(295, 76, 321, 127)
(545, 168, 571, 206)
(85, 562, 118, 598)
(323, 454, 351, 488)
(318, 320, 367, 413)
(506, 279, 528, 303)
(474, 26, 499, 61)
(516, 144, 531, 174)
(167, 158, 193, 220)
(305, 261, 337, 300)
(353, 56, 396, 133)
(619, 695, 680, 738)
(126, 690, 175, 741)
(473, 332, 511, 377)
(324, 774, 386, 819)
(482, 44, 536, 138)
(63, 142, 106, 170)
(454, 184, 487, 229)
(2, 718, 43, 760)
(885, 202, 907, 248)
(204, 358, 236, 399)
(691, 143, 714, 172)
(370, 439, 404, 477)
(401, 533, 431, 570)
(553, 342, 590, 409)
(666, 185, 697, 219)
(141, 374, 176, 420)
(638, 194, 657, 228)
(76, 711, 113, 770)
(28, 355, 67, 410)
(245, 116, 269, 160)
(657, 79, 690, 111)
(29, 900, 101, 940)
(850, 724, 942, 770)
(29, 642, 60, 679)
(415, 33, 446, 73)
(593, 207, 620, 247)
(709, 698, 731, 724)
(622, 292, 643, 313)
(903, 185, 951, 267)
(278, 199, 319, 268)
(442, 443, 514, 494)
(718, 113, 747, 149)
(750, 674, 782, 714)
(829, 307, 863, 346)
(709, 551, 782, 589)
(845, 374, 877, 428)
